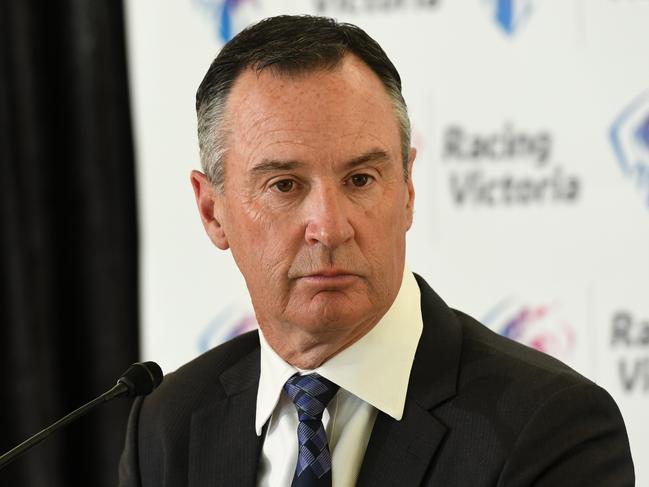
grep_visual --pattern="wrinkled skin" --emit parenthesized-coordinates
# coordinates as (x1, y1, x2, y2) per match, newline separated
(192, 54, 416, 368)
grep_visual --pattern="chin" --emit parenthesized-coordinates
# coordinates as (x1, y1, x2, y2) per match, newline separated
(302, 305, 372, 334)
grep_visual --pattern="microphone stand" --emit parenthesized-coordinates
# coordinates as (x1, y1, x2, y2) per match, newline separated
(0, 382, 128, 470)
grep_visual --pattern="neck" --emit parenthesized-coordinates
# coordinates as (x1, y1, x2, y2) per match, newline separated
(260, 319, 378, 369)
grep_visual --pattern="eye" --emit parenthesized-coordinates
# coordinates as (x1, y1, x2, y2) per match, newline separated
(349, 173, 373, 187)
(271, 179, 295, 193)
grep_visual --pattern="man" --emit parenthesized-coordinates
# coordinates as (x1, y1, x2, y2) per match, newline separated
(119, 15, 634, 486)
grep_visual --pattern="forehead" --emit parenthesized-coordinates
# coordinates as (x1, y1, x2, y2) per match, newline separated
(223, 54, 401, 169)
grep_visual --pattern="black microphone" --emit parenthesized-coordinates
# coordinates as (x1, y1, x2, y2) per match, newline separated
(0, 361, 163, 470)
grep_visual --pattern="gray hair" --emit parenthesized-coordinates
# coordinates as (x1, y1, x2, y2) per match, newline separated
(196, 15, 411, 191)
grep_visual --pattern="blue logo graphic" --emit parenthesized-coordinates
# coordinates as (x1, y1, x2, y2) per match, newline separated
(193, 0, 252, 44)
(487, 0, 534, 36)
(610, 91, 649, 207)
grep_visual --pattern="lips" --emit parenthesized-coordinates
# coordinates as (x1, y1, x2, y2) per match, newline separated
(304, 269, 356, 278)
(302, 269, 358, 279)
(298, 270, 360, 286)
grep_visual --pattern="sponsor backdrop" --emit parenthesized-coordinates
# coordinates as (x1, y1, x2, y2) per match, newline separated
(125, 0, 649, 482)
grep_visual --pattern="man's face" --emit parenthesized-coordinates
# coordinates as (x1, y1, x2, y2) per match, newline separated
(194, 54, 415, 363)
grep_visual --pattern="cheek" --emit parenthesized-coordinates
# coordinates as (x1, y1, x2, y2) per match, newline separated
(362, 194, 409, 237)
(358, 200, 408, 268)
(231, 212, 301, 279)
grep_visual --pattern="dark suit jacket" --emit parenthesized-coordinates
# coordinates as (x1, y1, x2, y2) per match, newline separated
(119, 275, 635, 486)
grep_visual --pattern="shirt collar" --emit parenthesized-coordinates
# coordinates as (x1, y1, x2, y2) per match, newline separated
(255, 269, 423, 435)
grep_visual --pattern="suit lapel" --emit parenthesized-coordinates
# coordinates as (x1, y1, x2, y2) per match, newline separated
(188, 348, 264, 487)
(357, 274, 463, 486)
(356, 400, 447, 486)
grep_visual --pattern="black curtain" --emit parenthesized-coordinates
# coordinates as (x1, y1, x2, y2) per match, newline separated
(0, 1, 139, 485)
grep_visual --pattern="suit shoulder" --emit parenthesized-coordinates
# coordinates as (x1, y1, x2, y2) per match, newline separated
(169, 329, 260, 384)
(138, 330, 260, 426)
(453, 308, 588, 386)
(437, 310, 633, 485)
(448, 307, 605, 433)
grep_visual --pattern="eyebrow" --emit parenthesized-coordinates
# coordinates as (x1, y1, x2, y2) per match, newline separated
(343, 149, 390, 170)
(250, 149, 390, 174)
(250, 159, 303, 174)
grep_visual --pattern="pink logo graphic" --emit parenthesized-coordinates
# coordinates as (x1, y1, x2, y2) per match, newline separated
(198, 305, 258, 352)
(483, 298, 576, 359)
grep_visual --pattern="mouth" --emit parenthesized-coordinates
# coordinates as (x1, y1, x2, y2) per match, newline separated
(298, 269, 360, 286)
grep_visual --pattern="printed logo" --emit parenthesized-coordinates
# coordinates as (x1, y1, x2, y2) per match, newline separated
(483, 298, 576, 359)
(610, 310, 649, 392)
(610, 91, 649, 208)
(441, 122, 581, 207)
(486, 0, 534, 36)
(193, 0, 254, 44)
(197, 305, 257, 353)
(314, 0, 439, 14)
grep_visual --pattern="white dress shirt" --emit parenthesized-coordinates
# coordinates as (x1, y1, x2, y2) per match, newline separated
(255, 269, 423, 486)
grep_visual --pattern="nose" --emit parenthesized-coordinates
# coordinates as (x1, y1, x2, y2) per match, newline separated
(304, 183, 354, 248)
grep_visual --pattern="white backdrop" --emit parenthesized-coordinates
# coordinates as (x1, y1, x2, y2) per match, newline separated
(125, 0, 649, 483)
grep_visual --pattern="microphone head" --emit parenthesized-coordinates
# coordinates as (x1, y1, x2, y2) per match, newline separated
(117, 361, 163, 397)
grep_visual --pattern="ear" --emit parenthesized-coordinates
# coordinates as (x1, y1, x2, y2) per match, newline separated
(405, 147, 416, 230)
(190, 170, 230, 250)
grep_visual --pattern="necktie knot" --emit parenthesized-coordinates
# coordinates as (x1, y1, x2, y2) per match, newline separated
(283, 373, 339, 421)
(283, 373, 339, 485)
